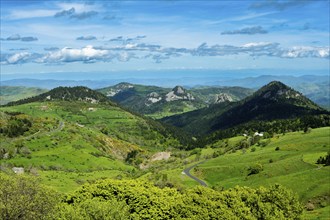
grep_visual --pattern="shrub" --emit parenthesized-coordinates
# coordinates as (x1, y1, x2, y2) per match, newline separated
(248, 163, 263, 175)
(0, 173, 59, 220)
(316, 152, 330, 166)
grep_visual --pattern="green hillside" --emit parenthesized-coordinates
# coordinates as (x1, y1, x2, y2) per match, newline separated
(162, 81, 329, 136)
(0, 86, 48, 105)
(185, 127, 330, 218)
(0, 87, 191, 192)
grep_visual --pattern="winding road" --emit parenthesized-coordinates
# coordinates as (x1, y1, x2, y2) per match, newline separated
(183, 160, 208, 187)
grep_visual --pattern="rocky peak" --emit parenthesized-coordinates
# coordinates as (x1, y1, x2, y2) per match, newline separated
(172, 86, 186, 96)
(145, 92, 162, 105)
(106, 83, 134, 97)
(165, 86, 195, 102)
(214, 93, 233, 103)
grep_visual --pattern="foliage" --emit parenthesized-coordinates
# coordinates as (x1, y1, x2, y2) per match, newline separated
(0, 173, 60, 220)
(0, 113, 32, 137)
(62, 179, 303, 219)
(316, 152, 330, 166)
(248, 163, 263, 175)
(52, 198, 130, 220)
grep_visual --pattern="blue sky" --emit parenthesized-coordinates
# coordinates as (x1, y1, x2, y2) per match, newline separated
(0, 0, 329, 77)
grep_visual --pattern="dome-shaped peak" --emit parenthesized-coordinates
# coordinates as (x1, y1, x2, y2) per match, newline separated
(172, 85, 186, 95)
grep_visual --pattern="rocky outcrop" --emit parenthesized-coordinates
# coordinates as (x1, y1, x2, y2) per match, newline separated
(165, 86, 195, 102)
(214, 93, 233, 103)
(145, 92, 162, 105)
(106, 83, 134, 97)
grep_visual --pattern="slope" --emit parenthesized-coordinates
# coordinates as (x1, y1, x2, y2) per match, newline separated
(0, 86, 48, 105)
(161, 81, 328, 135)
(0, 87, 190, 191)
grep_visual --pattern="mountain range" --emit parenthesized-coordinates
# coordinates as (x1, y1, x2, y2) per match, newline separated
(2, 74, 328, 108)
(161, 81, 328, 135)
(97, 83, 253, 117)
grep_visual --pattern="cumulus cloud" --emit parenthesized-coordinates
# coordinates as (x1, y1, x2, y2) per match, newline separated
(54, 7, 98, 20)
(276, 46, 329, 58)
(5, 34, 38, 42)
(221, 26, 268, 35)
(3, 52, 32, 64)
(38, 45, 109, 63)
(76, 35, 97, 40)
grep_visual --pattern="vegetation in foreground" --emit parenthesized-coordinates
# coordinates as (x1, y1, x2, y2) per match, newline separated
(0, 173, 303, 220)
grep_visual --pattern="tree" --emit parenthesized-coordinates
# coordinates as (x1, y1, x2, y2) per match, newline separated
(0, 173, 60, 220)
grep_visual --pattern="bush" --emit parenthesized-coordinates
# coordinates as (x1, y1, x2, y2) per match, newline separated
(316, 152, 330, 166)
(62, 179, 303, 219)
(248, 163, 263, 175)
(0, 173, 59, 220)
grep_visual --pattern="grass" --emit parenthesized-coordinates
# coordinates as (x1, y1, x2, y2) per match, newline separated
(0, 101, 172, 192)
(186, 127, 330, 219)
(303, 205, 330, 220)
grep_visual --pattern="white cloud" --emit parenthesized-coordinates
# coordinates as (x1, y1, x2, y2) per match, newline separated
(6, 52, 31, 64)
(279, 46, 329, 58)
(2, 42, 329, 65)
(39, 45, 109, 63)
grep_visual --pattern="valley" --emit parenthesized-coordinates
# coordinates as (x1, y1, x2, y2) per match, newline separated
(0, 81, 329, 219)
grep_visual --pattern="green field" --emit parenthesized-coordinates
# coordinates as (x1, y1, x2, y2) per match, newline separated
(186, 127, 330, 218)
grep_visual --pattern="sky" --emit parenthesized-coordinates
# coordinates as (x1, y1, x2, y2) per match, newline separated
(0, 0, 329, 78)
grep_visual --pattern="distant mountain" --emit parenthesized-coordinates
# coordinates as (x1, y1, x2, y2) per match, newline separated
(161, 81, 328, 135)
(206, 75, 330, 108)
(98, 83, 253, 117)
(0, 86, 47, 105)
(5, 86, 110, 106)
(2, 74, 328, 108)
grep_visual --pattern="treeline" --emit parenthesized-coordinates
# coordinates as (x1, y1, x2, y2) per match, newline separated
(0, 173, 303, 220)
(5, 86, 111, 106)
(205, 114, 330, 145)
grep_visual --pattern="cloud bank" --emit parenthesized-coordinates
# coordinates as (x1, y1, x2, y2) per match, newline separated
(1, 42, 329, 65)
